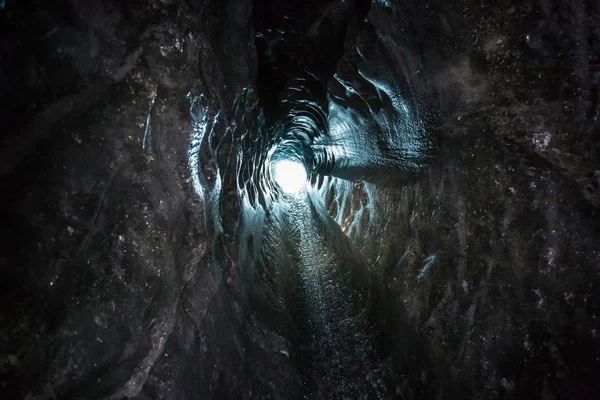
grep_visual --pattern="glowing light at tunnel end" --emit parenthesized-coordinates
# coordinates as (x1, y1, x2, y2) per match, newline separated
(271, 159, 307, 194)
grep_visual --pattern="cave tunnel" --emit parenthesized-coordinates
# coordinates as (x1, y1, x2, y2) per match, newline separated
(1, 0, 600, 399)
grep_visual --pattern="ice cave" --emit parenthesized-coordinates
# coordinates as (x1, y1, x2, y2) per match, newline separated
(1, 0, 599, 399)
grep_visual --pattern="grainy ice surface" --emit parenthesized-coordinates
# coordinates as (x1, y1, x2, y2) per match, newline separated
(1, 0, 599, 399)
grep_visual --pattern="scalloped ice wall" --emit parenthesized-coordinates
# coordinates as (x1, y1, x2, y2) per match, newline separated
(1, 1, 599, 399)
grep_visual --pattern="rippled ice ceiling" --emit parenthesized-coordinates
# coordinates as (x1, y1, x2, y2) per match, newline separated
(1, 0, 599, 399)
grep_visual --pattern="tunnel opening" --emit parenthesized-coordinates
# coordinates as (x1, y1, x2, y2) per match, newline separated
(270, 157, 307, 194)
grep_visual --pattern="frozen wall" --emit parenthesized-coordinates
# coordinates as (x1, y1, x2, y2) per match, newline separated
(1, 0, 599, 399)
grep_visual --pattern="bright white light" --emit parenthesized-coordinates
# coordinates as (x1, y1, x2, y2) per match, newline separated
(271, 159, 307, 194)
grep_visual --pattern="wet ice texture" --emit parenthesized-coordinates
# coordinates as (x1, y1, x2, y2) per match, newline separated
(1, 0, 599, 399)
(185, 0, 600, 398)
(186, 2, 438, 395)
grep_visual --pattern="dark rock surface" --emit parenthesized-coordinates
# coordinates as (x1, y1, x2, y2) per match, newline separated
(1, 0, 598, 399)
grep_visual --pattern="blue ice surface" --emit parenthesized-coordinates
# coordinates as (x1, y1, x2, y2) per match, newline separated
(417, 254, 438, 281)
